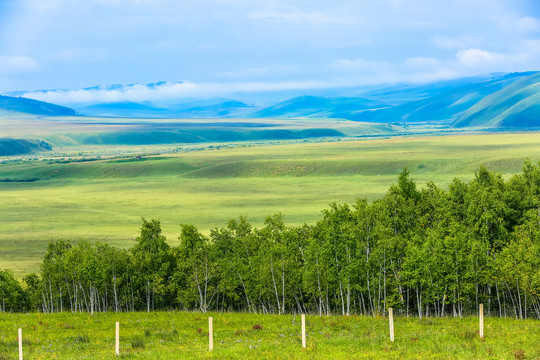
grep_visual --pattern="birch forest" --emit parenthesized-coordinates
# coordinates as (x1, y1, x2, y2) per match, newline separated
(2, 162, 540, 319)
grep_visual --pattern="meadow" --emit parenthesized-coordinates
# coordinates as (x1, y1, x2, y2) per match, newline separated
(2, 132, 540, 277)
(1, 311, 539, 359)
(0, 115, 402, 148)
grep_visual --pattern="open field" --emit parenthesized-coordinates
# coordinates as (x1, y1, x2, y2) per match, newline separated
(2, 132, 540, 276)
(0, 115, 405, 150)
(0, 311, 538, 359)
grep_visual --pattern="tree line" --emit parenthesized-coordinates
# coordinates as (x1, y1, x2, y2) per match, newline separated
(1, 162, 540, 319)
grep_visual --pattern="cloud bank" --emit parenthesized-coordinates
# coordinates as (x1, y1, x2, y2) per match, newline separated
(19, 80, 328, 104)
(0, 55, 39, 73)
(0, 0, 539, 97)
(17, 36, 540, 106)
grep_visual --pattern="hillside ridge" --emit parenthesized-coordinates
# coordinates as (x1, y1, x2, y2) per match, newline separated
(0, 95, 77, 116)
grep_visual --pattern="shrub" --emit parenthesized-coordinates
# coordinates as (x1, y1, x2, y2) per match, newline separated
(75, 334, 90, 343)
(131, 336, 145, 349)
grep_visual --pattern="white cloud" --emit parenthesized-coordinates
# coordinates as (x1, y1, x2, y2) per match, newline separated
(401, 68, 459, 83)
(2, 0, 540, 94)
(521, 39, 540, 54)
(54, 48, 106, 62)
(248, 9, 326, 25)
(451, 40, 540, 73)
(219, 64, 301, 80)
(404, 57, 442, 67)
(331, 57, 457, 85)
(0, 55, 39, 73)
(456, 48, 495, 67)
(518, 17, 540, 33)
(19, 80, 328, 104)
(332, 58, 367, 69)
(247, 7, 357, 26)
(433, 34, 480, 49)
(22, 0, 65, 12)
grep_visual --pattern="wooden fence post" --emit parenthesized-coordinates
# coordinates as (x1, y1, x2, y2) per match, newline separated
(18, 328, 23, 360)
(209, 316, 214, 351)
(479, 304, 484, 338)
(115, 321, 120, 356)
(389, 308, 395, 342)
(301, 314, 306, 348)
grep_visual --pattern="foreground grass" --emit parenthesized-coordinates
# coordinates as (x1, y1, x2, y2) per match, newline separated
(0, 312, 538, 359)
(3, 132, 540, 276)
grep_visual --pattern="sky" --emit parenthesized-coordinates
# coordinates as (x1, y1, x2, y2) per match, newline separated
(1, 0, 540, 104)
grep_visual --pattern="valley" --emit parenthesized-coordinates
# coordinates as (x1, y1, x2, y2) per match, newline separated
(2, 132, 540, 277)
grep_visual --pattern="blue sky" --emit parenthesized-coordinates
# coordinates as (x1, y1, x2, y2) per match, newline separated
(1, 0, 540, 103)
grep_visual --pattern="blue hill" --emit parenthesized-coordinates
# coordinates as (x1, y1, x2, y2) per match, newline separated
(0, 138, 52, 156)
(252, 95, 383, 119)
(78, 99, 254, 118)
(0, 95, 77, 116)
(251, 73, 535, 123)
(452, 72, 540, 129)
(352, 73, 528, 124)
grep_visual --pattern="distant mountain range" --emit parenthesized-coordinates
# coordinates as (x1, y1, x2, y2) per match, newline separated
(346, 72, 532, 124)
(79, 99, 255, 118)
(249, 72, 539, 126)
(251, 96, 384, 119)
(1, 71, 540, 131)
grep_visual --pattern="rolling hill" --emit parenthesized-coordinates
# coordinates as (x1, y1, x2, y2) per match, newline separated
(5, 71, 539, 131)
(0, 95, 77, 116)
(350, 73, 529, 124)
(170, 99, 254, 118)
(79, 101, 167, 117)
(0, 138, 52, 156)
(452, 72, 540, 129)
(76, 127, 345, 145)
(251, 95, 384, 119)
(79, 99, 255, 118)
(250, 72, 536, 124)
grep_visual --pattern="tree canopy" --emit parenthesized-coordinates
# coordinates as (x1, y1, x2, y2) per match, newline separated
(2, 162, 540, 319)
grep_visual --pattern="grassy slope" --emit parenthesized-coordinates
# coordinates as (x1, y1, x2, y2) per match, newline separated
(0, 312, 538, 359)
(453, 72, 540, 128)
(346, 74, 529, 124)
(252, 95, 383, 119)
(74, 128, 346, 145)
(79, 99, 254, 118)
(0, 95, 77, 116)
(0, 139, 51, 156)
(2, 133, 540, 277)
(0, 116, 398, 149)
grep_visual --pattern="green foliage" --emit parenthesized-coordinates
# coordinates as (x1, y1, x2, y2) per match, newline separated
(22, 273, 41, 311)
(174, 224, 219, 312)
(0, 269, 26, 312)
(5, 132, 540, 279)
(131, 219, 174, 312)
(2, 162, 540, 319)
(131, 336, 145, 349)
(75, 333, 90, 343)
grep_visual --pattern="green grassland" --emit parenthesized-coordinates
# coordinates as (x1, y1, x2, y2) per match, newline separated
(2, 132, 540, 277)
(0, 312, 538, 359)
(0, 116, 402, 149)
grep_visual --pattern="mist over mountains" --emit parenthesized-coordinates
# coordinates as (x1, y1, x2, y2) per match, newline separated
(2, 71, 540, 130)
